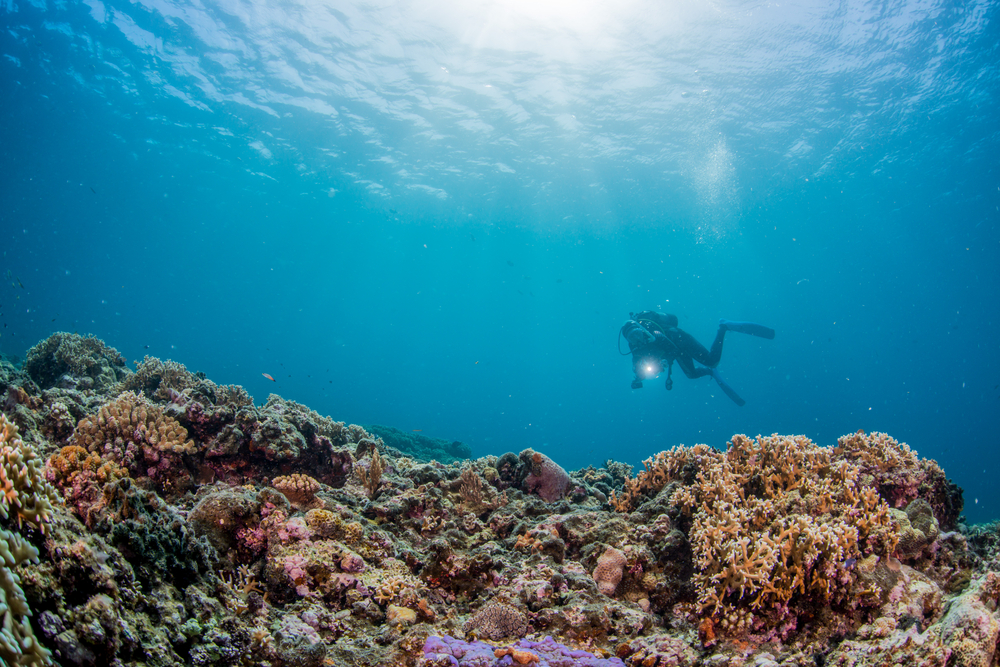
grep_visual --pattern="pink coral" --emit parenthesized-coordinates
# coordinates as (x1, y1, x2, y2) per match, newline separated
(524, 451, 570, 503)
(283, 554, 312, 596)
(593, 546, 626, 596)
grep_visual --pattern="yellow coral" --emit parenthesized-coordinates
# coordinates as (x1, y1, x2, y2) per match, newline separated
(680, 434, 898, 620)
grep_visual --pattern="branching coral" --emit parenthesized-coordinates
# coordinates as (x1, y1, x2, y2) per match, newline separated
(356, 448, 384, 498)
(670, 434, 899, 632)
(1, 414, 61, 533)
(458, 465, 507, 513)
(835, 430, 961, 529)
(608, 444, 713, 513)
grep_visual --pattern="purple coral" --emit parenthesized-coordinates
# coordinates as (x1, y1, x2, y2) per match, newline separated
(524, 451, 570, 503)
(421, 635, 626, 667)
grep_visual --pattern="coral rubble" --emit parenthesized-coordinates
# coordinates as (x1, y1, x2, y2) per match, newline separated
(0, 332, 994, 667)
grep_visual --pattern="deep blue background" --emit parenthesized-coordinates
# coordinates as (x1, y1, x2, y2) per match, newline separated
(1, 0, 998, 521)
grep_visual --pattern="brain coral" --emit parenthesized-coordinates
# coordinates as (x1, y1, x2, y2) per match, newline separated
(593, 546, 627, 596)
(462, 602, 528, 640)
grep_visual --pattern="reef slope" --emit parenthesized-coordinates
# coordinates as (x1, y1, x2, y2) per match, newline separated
(0, 333, 996, 667)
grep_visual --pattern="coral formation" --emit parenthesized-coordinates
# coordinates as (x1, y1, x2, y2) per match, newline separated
(24, 332, 128, 392)
(0, 333, 994, 667)
(0, 413, 60, 667)
(272, 474, 321, 508)
(593, 546, 627, 596)
(523, 450, 570, 503)
(462, 603, 528, 640)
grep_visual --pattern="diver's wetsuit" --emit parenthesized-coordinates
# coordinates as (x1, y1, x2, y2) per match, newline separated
(621, 311, 774, 405)
(629, 311, 725, 383)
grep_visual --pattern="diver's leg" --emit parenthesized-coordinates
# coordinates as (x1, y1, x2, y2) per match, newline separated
(676, 329, 722, 369)
(630, 355, 644, 389)
(676, 356, 713, 380)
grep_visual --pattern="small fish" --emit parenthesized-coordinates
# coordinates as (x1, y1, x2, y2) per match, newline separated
(144, 345, 149, 349)
(506, 260, 514, 267)
(844, 557, 857, 570)
(17, 279, 23, 289)
(90, 187, 96, 194)
(262, 373, 276, 382)
(412, 429, 422, 432)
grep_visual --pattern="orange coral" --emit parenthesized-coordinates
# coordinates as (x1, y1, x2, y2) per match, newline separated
(494, 647, 540, 664)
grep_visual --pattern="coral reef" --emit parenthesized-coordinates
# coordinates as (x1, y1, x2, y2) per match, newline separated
(366, 424, 472, 464)
(0, 332, 992, 667)
(24, 332, 128, 392)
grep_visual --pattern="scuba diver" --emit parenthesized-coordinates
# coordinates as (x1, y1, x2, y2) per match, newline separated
(619, 311, 775, 406)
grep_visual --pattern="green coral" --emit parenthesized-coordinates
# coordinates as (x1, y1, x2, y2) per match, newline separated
(0, 414, 59, 666)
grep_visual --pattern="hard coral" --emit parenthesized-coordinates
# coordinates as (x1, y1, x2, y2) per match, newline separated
(835, 430, 962, 529)
(0, 414, 59, 666)
(273, 474, 321, 508)
(463, 602, 528, 640)
(74, 390, 194, 455)
(608, 444, 711, 513)
(593, 546, 627, 597)
(24, 332, 128, 391)
(667, 434, 900, 635)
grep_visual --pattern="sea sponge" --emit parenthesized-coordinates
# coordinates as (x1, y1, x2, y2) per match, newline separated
(462, 603, 528, 640)
(593, 546, 627, 596)
(523, 450, 570, 503)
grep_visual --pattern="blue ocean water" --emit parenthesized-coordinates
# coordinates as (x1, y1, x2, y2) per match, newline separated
(1, 0, 997, 521)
